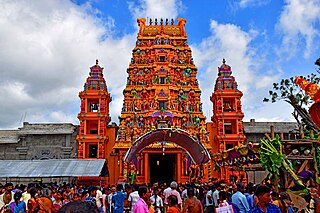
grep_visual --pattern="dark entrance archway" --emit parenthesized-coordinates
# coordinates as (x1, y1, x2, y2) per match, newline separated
(149, 154, 176, 184)
(124, 128, 211, 165)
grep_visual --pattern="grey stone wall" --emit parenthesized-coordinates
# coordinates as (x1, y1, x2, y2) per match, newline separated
(0, 123, 78, 160)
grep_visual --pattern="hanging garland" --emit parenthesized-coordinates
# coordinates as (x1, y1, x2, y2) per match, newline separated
(211, 143, 260, 169)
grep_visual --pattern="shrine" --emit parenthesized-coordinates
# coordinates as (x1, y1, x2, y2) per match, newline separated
(113, 18, 211, 184)
(76, 60, 115, 183)
(76, 18, 247, 184)
(210, 59, 246, 182)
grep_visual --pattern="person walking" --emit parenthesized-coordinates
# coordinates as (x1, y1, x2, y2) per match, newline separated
(164, 181, 182, 210)
(107, 186, 116, 213)
(111, 184, 127, 213)
(9, 192, 26, 213)
(166, 195, 180, 213)
(249, 186, 281, 213)
(27, 188, 39, 213)
(85, 186, 98, 205)
(216, 191, 240, 213)
(133, 186, 150, 213)
(205, 185, 214, 213)
(150, 187, 163, 213)
(231, 183, 250, 213)
(128, 185, 140, 213)
(0, 183, 14, 212)
(182, 188, 203, 213)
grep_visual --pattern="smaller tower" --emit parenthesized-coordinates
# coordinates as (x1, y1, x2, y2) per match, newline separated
(210, 59, 246, 181)
(77, 60, 112, 159)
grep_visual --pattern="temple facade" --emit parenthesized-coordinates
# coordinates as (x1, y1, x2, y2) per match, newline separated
(75, 18, 250, 184)
(113, 18, 211, 184)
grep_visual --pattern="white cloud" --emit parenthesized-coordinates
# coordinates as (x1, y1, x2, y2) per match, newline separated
(276, 0, 320, 58)
(190, 19, 286, 122)
(0, 0, 134, 129)
(0, 0, 186, 129)
(238, 0, 270, 8)
(128, 0, 184, 21)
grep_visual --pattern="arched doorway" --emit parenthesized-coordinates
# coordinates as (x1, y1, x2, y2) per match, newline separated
(124, 128, 211, 183)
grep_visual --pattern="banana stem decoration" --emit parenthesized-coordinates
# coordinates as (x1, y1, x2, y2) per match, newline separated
(259, 135, 305, 187)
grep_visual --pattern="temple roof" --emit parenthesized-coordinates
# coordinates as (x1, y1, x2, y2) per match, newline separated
(84, 59, 107, 91)
(243, 121, 298, 133)
(137, 18, 187, 38)
(214, 59, 238, 91)
(18, 122, 76, 134)
(0, 130, 20, 144)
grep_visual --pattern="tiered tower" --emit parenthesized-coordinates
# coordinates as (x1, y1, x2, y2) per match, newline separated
(77, 60, 112, 159)
(210, 59, 246, 182)
(113, 18, 211, 183)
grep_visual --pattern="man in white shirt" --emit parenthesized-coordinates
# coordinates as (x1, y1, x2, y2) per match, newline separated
(212, 184, 221, 208)
(150, 187, 163, 213)
(128, 185, 140, 213)
(163, 183, 171, 198)
(96, 186, 103, 212)
(205, 185, 214, 213)
(22, 185, 31, 211)
(107, 185, 116, 213)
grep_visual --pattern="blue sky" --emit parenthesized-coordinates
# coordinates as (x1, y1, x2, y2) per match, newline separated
(0, 0, 319, 129)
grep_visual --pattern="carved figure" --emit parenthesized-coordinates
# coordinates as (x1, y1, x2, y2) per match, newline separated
(137, 18, 146, 36)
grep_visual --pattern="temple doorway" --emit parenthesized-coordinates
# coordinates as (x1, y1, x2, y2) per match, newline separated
(149, 154, 176, 184)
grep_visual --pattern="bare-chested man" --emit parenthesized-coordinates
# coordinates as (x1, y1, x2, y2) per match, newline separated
(182, 188, 203, 213)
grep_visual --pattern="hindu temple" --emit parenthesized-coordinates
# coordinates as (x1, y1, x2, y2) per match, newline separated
(75, 18, 246, 184)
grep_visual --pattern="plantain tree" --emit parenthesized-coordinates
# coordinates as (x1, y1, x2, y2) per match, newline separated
(263, 59, 320, 134)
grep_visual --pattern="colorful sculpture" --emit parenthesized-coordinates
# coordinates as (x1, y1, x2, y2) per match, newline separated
(114, 18, 211, 183)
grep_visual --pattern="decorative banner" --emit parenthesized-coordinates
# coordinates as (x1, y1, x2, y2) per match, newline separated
(211, 143, 260, 167)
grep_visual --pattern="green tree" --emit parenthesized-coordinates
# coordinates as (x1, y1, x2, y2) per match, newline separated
(263, 59, 320, 133)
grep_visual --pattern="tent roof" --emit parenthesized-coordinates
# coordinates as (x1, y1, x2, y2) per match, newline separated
(0, 159, 108, 178)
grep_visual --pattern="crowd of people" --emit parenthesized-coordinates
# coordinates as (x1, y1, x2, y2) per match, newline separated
(0, 179, 318, 213)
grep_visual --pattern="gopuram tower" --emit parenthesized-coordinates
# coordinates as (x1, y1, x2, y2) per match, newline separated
(77, 60, 112, 159)
(210, 59, 246, 182)
(113, 18, 211, 184)
(76, 60, 115, 183)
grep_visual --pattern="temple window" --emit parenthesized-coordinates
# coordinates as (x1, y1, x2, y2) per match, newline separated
(160, 56, 165, 62)
(86, 120, 98, 135)
(160, 77, 165, 84)
(88, 144, 98, 158)
(89, 103, 99, 112)
(223, 99, 234, 112)
(226, 143, 233, 150)
(88, 99, 100, 112)
(224, 120, 237, 134)
(90, 129, 98, 134)
(159, 101, 166, 110)
(224, 123, 232, 134)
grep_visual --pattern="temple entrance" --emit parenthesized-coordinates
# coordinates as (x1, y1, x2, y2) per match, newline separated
(149, 154, 176, 184)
